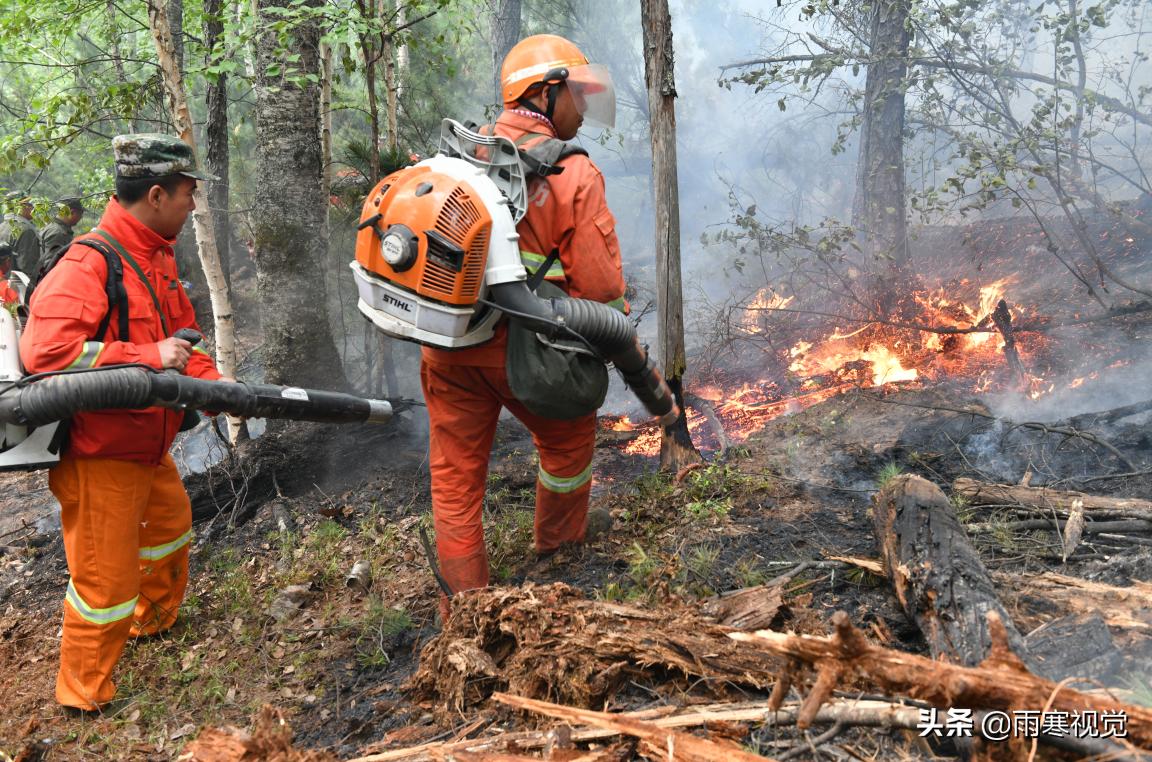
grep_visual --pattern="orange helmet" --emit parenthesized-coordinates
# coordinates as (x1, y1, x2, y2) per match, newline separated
(500, 34, 616, 128)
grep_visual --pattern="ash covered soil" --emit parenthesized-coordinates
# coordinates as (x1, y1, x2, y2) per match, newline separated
(1, 386, 1151, 760)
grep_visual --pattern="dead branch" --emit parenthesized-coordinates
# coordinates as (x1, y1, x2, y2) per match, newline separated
(995, 571, 1152, 631)
(491, 692, 773, 762)
(730, 612, 1152, 749)
(345, 698, 923, 762)
(967, 518, 1152, 535)
(861, 393, 1138, 470)
(1066, 398, 1152, 429)
(684, 392, 731, 455)
(873, 475, 1034, 668)
(954, 478, 1152, 520)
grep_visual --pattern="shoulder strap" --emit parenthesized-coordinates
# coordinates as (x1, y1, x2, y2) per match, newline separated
(91, 228, 170, 337)
(517, 136, 589, 177)
(72, 238, 129, 343)
(526, 248, 560, 292)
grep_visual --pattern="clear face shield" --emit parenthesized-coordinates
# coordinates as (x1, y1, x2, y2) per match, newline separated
(564, 63, 616, 129)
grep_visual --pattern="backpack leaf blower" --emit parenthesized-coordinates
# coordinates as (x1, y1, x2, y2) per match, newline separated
(350, 119, 679, 424)
(0, 309, 392, 472)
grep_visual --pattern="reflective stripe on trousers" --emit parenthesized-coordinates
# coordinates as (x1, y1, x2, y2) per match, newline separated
(65, 581, 137, 626)
(538, 460, 593, 494)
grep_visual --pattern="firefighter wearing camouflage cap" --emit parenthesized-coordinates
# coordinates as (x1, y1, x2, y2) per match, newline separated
(20, 131, 224, 712)
(112, 133, 216, 181)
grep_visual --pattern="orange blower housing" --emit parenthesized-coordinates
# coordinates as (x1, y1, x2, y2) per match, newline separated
(350, 120, 531, 349)
(355, 166, 493, 307)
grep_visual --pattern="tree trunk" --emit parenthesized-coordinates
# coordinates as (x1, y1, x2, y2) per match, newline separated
(640, 0, 699, 472)
(204, 0, 232, 284)
(490, 0, 521, 107)
(854, 0, 910, 297)
(146, 0, 242, 432)
(253, 0, 349, 392)
(872, 475, 1036, 670)
(167, 0, 184, 73)
(320, 40, 333, 207)
(357, 0, 382, 183)
(382, 0, 400, 152)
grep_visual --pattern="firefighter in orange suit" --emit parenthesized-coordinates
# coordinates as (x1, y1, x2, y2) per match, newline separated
(20, 134, 225, 712)
(422, 35, 625, 612)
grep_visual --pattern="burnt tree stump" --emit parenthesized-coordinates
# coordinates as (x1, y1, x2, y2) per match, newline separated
(872, 474, 1038, 671)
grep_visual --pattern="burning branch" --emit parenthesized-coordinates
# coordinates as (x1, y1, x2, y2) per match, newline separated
(990, 298, 1025, 384)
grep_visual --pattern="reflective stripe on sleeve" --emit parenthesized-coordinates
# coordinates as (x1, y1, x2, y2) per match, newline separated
(65, 341, 105, 370)
(605, 296, 627, 313)
(65, 581, 138, 626)
(520, 250, 565, 279)
(191, 345, 210, 357)
(140, 528, 193, 562)
(538, 461, 593, 494)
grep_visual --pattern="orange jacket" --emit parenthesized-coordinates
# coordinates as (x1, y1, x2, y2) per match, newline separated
(20, 197, 220, 464)
(423, 110, 627, 368)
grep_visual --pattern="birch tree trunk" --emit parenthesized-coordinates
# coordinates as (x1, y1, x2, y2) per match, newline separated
(253, 0, 349, 392)
(146, 0, 245, 439)
(854, 0, 910, 301)
(490, 0, 521, 107)
(640, 0, 699, 471)
(320, 40, 333, 207)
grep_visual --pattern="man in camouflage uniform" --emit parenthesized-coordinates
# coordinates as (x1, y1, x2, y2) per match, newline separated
(36, 196, 85, 277)
(1, 190, 40, 274)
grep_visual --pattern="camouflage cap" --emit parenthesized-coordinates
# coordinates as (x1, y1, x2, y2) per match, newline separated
(112, 133, 217, 181)
(58, 196, 85, 213)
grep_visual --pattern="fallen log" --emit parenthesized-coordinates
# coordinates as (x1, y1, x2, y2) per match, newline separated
(967, 518, 1152, 535)
(404, 583, 774, 713)
(953, 477, 1152, 520)
(872, 474, 1034, 669)
(730, 612, 1152, 756)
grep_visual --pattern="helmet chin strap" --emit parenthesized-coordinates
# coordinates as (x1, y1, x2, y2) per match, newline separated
(517, 83, 563, 124)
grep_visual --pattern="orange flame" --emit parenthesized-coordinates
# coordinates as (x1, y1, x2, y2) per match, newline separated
(612, 277, 1053, 457)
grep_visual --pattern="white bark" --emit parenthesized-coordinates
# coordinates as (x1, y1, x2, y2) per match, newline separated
(147, 0, 244, 441)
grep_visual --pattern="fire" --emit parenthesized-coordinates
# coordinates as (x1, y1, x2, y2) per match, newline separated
(788, 341, 918, 386)
(610, 416, 637, 431)
(742, 289, 793, 335)
(610, 276, 1055, 458)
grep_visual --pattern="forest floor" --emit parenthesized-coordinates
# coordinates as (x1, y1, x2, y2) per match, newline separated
(2, 377, 1152, 760)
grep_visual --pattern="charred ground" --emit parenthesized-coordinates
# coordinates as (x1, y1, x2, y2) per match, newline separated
(2, 376, 1151, 759)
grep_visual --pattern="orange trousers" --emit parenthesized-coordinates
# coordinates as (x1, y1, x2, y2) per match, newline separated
(421, 360, 596, 594)
(49, 453, 192, 709)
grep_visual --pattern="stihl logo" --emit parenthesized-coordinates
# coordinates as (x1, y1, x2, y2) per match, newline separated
(382, 293, 413, 312)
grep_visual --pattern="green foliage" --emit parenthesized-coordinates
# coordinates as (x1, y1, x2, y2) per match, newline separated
(483, 483, 536, 582)
(875, 462, 904, 488)
(350, 597, 412, 669)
